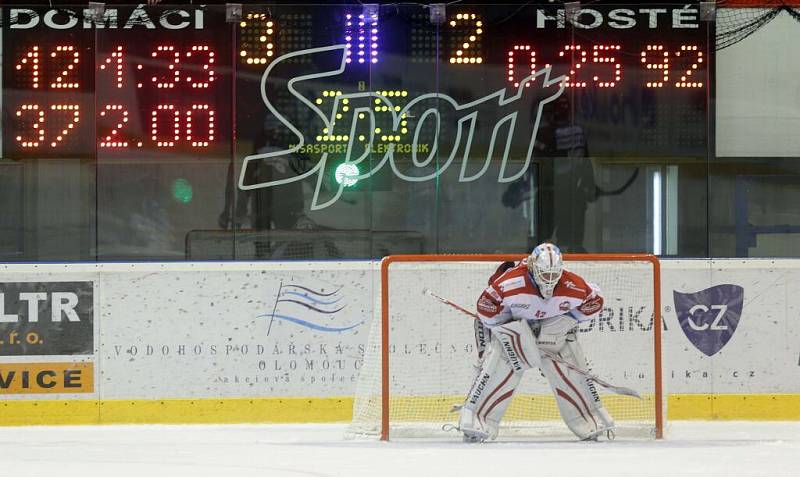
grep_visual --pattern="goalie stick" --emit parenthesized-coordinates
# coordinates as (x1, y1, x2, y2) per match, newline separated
(422, 287, 643, 400)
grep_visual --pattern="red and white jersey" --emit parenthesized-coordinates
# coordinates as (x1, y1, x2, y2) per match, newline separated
(476, 260, 604, 328)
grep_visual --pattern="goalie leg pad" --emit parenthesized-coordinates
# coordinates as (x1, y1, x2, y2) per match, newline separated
(474, 319, 491, 360)
(492, 319, 541, 371)
(538, 327, 615, 440)
(562, 331, 615, 434)
(459, 335, 523, 441)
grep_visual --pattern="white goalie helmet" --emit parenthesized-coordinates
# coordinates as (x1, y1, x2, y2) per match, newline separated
(527, 243, 564, 298)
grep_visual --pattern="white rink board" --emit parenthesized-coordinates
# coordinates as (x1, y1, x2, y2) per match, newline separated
(0, 262, 376, 399)
(660, 260, 800, 394)
(0, 259, 798, 401)
(97, 262, 375, 398)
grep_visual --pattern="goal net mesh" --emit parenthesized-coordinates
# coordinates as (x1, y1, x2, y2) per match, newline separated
(349, 257, 661, 440)
(717, 1, 800, 51)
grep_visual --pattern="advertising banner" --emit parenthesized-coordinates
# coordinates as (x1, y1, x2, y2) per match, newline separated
(0, 274, 96, 398)
(661, 260, 800, 394)
(0, 259, 797, 407)
(0, 281, 94, 356)
(0, 362, 93, 394)
(98, 262, 374, 398)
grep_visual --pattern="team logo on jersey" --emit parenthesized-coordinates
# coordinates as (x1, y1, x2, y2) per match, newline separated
(562, 280, 585, 293)
(559, 301, 570, 312)
(477, 297, 499, 315)
(577, 295, 603, 315)
(673, 284, 744, 356)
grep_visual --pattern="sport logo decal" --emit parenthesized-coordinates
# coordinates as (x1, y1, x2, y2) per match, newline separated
(240, 44, 565, 210)
(673, 284, 744, 356)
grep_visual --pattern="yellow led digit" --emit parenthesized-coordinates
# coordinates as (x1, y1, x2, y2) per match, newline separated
(239, 13, 275, 66)
(449, 13, 483, 65)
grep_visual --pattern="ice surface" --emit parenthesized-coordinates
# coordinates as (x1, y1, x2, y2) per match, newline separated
(1, 422, 798, 477)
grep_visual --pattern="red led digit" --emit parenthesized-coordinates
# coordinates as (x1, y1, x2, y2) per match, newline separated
(641, 44, 669, 88)
(675, 45, 704, 88)
(591, 44, 621, 88)
(185, 46, 215, 89)
(145, 45, 180, 89)
(50, 45, 80, 89)
(14, 46, 40, 89)
(448, 13, 483, 65)
(99, 105, 129, 148)
(187, 104, 215, 147)
(152, 104, 178, 147)
(558, 45, 587, 87)
(100, 46, 125, 89)
(14, 104, 44, 147)
(48, 104, 80, 147)
(507, 45, 536, 88)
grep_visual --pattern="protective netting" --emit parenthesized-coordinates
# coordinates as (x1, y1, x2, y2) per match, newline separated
(717, 1, 800, 50)
(349, 257, 661, 440)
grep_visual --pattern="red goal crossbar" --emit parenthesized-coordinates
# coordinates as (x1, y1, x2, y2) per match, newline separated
(380, 253, 663, 440)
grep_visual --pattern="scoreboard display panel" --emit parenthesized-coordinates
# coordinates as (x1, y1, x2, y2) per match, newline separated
(1, 4, 710, 161)
(2, 6, 231, 159)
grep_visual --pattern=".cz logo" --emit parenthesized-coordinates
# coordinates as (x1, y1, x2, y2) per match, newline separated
(673, 284, 743, 356)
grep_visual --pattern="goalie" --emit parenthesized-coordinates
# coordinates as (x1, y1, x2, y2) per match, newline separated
(458, 243, 613, 442)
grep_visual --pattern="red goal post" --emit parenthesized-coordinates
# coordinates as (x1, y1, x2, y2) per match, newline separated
(376, 253, 663, 441)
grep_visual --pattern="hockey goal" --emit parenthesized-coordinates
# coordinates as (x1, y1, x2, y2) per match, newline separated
(349, 254, 663, 440)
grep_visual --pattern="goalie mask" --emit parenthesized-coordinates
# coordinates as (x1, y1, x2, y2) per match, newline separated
(527, 243, 563, 298)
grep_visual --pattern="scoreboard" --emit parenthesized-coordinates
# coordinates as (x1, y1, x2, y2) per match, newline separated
(1, 4, 710, 160)
(2, 6, 231, 159)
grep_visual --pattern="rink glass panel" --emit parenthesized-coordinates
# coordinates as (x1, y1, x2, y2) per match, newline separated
(13, 3, 800, 260)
